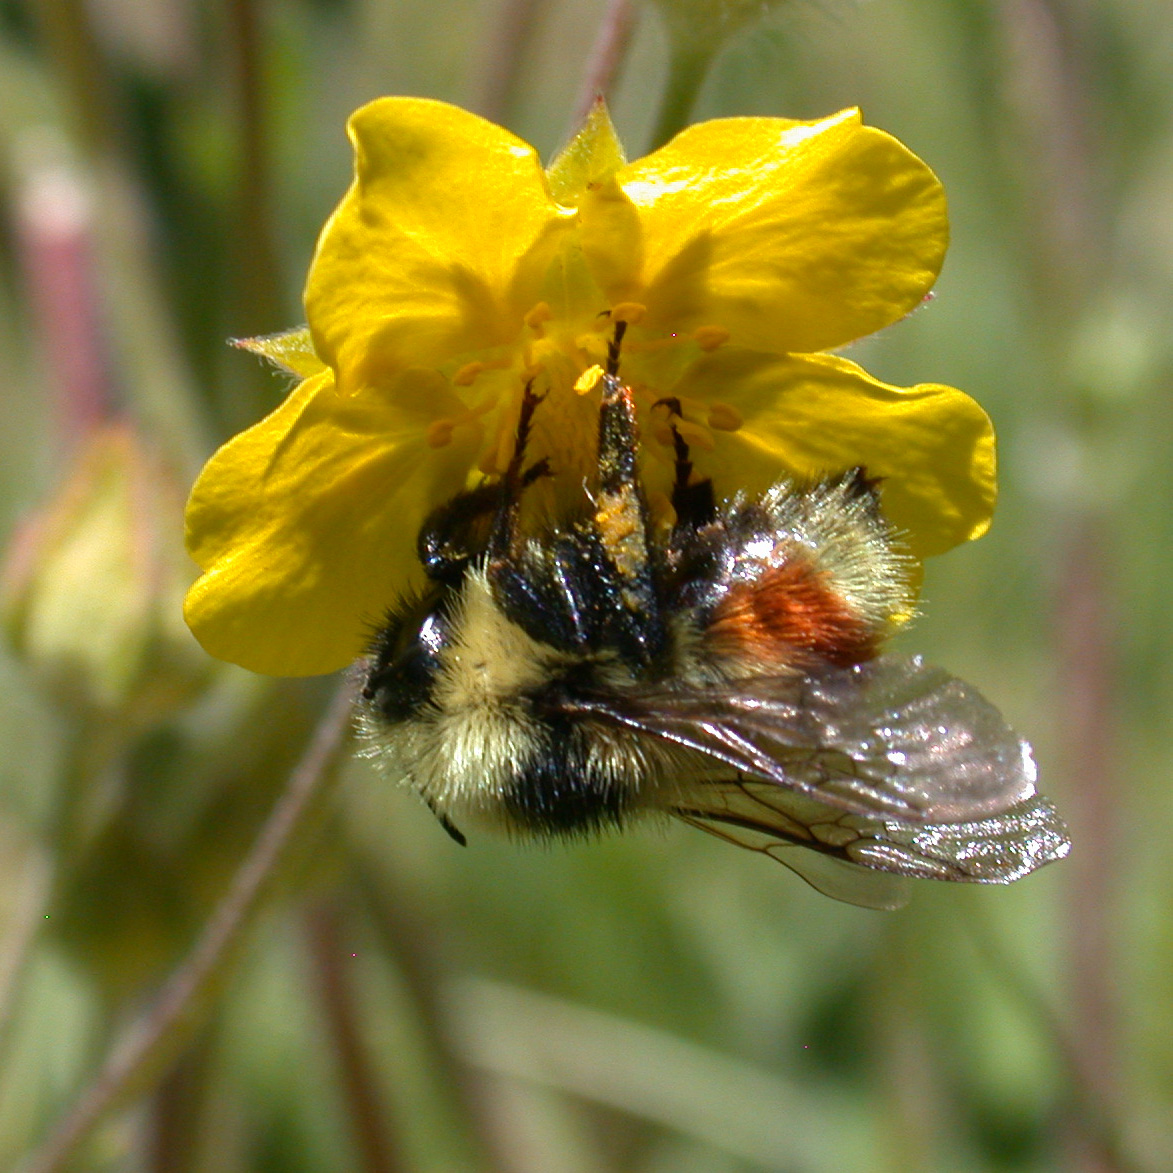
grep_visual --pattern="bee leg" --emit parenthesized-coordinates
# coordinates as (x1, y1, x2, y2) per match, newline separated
(489, 323, 667, 667)
(485, 380, 606, 650)
(653, 396, 716, 531)
(591, 361, 667, 666)
(487, 379, 546, 560)
(420, 384, 550, 586)
(522, 456, 552, 487)
(418, 482, 505, 584)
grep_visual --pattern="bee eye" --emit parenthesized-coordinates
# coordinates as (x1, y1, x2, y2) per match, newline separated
(364, 609, 449, 719)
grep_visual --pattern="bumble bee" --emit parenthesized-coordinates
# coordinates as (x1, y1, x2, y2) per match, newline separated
(358, 329, 1069, 909)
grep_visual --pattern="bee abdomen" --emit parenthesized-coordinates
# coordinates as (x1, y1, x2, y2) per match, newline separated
(705, 549, 878, 670)
(502, 718, 633, 837)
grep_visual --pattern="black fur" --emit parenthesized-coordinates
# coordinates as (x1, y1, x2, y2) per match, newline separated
(501, 711, 631, 836)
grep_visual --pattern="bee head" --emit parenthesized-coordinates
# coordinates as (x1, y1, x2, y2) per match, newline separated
(362, 587, 453, 721)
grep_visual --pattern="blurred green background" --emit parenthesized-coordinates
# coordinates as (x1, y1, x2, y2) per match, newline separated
(0, 0, 1169, 1169)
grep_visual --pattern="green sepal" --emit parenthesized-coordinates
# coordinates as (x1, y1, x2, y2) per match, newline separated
(546, 98, 627, 207)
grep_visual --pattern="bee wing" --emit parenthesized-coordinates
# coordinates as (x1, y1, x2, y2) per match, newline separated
(673, 778, 1069, 908)
(559, 654, 1044, 824)
(674, 787, 915, 910)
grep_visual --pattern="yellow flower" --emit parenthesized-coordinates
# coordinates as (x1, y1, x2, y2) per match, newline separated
(184, 97, 995, 676)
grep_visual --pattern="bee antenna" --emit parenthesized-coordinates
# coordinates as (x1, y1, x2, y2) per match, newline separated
(424, 797, 467, 846)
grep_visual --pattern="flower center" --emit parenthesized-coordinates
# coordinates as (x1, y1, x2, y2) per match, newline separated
(425, 299, 740, 505)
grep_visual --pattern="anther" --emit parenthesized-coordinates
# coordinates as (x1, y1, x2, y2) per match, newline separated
(707, 402, 743, 432)
(611, 301, 647, 325)
(646, 490, 677, 534)
(524, 302, 554, 332)
(425, 420, 457, 448)
(575, 365, 604, 394)
(674, 418, 715, 451)
(454, 361, 485, 386)
(693, 325, 730, 351)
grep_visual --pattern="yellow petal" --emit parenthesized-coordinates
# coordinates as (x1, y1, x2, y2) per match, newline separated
(546, 98, 627, 206)
(667, 350, 995, 557)
(184, 369, 481, 676)
(583, 109, 947, 354)
(305, 98, 575, 395)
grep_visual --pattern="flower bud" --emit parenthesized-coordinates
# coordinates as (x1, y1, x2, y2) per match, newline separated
(646, 0, 792, 55)
(2, 425, 210, 723)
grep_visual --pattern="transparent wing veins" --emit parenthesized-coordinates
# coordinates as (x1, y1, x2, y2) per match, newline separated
(560, 655, 1042, 824)
(547, 654, 1070, 899)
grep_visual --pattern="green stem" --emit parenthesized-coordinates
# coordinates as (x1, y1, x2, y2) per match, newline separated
(568, 0, 640, 132)
(355, 865, 515, 1173)
(226, 0, 287, 336)
(474, 0, 550, 122)
(647, 42, 718, 151)
(305, 899, 407, 1173)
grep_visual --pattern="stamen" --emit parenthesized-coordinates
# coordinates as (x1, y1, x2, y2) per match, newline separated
(611, 301, 647, 325)
(575, 365, 604, 395)
(646, 490, 677, 534)
(574, 333, 610, 365)
(693, 325, 730, 351)
(454, 361, 485, 386)
(425, 419, 457, 449)
(478, 408, 513, 476)
(623, 335, 678, 355)
(454, 357, 512, 386)
(674, 418, 715, 451)
(642, 435, 677, 467)
(524, 302, 554, 333)
(707, 402, 743, 432)
(649, 399, 680, 448)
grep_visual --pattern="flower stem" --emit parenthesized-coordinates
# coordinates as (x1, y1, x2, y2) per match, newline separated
(355, 865, 516, 1173)
(646, 42, 717, 150)
(305, 898, 407, 1173)
(225, 0, 287, 339)
(473, 0, 550, 122)
(144, 1030, 216, 1173)
(19, 679, 357, 1173)
(569, 0, 640, 132)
